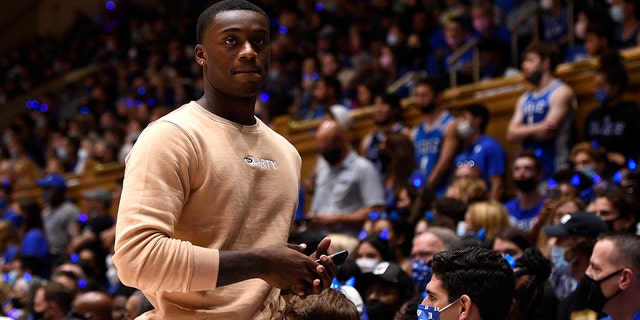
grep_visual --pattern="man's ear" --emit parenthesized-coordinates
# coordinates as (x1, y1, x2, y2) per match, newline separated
(194, 44, 206, 66)
(459, 294, 472, 320)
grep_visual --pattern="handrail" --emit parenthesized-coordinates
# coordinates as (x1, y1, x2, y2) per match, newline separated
(385, 71, 426, 95)
(447, 37, 480, 88)
(508, 4, 540, 65)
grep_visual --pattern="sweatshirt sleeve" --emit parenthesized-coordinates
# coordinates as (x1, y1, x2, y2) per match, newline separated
(112, 120, 219, 292)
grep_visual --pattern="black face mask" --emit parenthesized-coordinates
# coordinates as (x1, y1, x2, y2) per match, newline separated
(31, 311, 44, 320)
(378, 149, 392, 172)
(525, 69, 543, 86)
(576, 269, 624, 313)
(321, 148, 343, 166)
(365, 300, 397, 320)
(11, 297, 23, 309)
(514, 178, 538, 193)
(603, 219, 617, 232)
(420, 103, 436, 114)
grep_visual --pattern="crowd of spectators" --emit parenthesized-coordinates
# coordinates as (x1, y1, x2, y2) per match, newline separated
(1, 0, 640, 319)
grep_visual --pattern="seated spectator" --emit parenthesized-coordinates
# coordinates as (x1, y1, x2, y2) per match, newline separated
(355, 261, 414, 320)
(0, 182, 21, 229)
(504, 151, 546, 232)
(508, 247, 554, 320)
(410, 227, 464, 294)
(361, 214, 414, 272)
(492, 227, 533, 261)
(590, 187, 639, 234)
(285, 287, 359, 320)
(445, 178, 488, 205)
(354, 235, 395, 274)
(71, 290, 113, 320)
(32, 281, 75, 320)
(377, 133, 419, 218)
(124, 290, 153, 320)
(542, 211, 608, 319)
(453, 104, 507, 201)
(418, 247, 515, 320)
(463, 200, 511, 247)
(14, 198, 49, 278)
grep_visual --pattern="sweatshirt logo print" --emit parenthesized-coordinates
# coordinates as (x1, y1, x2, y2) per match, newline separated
(244, 155, 277, 169)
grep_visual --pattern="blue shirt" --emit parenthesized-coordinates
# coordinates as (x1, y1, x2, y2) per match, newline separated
(600, 309, 640, 320)
(453, 134, 506, 190)
(504, 197, 545, 231)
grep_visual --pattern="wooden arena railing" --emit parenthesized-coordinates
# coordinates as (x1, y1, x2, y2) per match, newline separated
(273, 47, 640, 198)
(10, 47, 640, 213)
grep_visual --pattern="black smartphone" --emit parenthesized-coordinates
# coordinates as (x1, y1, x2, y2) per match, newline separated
(317, 249, 348, 266)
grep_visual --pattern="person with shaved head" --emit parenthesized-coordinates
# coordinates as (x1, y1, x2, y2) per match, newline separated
(306, 119, 386, 237)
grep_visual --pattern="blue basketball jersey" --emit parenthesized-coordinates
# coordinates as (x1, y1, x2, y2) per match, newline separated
(413, 111, 455, 179)
(521, 80, 572, 174)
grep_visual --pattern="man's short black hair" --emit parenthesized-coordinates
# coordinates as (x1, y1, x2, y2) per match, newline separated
(196, 0, 270, 43)
(430, 247, 515, 320)
(460, 104, 489, 133)
(415, 76, 446, 96)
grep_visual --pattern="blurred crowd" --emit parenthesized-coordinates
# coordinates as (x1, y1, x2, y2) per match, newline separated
(1, 0, 640, 319)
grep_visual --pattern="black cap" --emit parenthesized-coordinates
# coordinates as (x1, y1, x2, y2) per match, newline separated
(542, 211, 608, 238)
(355, 262, 414, 301)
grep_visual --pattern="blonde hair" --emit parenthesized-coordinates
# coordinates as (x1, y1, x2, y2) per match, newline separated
(467, 201, 510, 240)
(447, 178, 488, 204)
(328, 233, 360, 260)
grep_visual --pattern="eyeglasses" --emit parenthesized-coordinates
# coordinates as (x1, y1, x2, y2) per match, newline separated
(456, 160, 475, 168)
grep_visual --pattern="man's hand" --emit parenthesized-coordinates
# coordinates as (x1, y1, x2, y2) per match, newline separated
(308, 237, 338, 294)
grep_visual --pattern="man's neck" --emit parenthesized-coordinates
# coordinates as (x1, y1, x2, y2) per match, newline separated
(197, 92, 256, 125)
(604, 289, 640, 320)
(518, 191, 542, 209)
(421, 108, 444, 124)
(533, 74, 555, 92)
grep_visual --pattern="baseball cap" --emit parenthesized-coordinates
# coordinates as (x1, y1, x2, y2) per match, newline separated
(542, 211, 608, 238)
(81, 188, 112, 203)
(355, 262, 414, 301)
(36, 173, 66, 189)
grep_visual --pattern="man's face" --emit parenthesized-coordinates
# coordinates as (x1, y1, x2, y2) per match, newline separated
(512, 157, 538, 181)
(195, 10, 270, 98)
(372, 96, 394, 125)
(592, 197, 631, 232)
(572, 151, 597, 172)
(585, 239, 624, 313)
(521, 52, 544, 77)
(493, 238, 524, 259)
(411, 233, 445, 263)
(421, 274, 458, 320)
(414, 84, 437, 109)
(32, 288, 48, 316)
(364, 282, 402, 310)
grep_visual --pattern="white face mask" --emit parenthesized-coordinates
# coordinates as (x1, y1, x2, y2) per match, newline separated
(456, 121, 474, 139)
(610, 5, 624, 23)
(356, 258, 379, 273)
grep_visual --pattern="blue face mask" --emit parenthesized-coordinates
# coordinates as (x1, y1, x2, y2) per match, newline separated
(417, 298, 460, 320)
(550, 244, 575, 272)
(412, 259, 432, 292)
(594, 89, 612, 104)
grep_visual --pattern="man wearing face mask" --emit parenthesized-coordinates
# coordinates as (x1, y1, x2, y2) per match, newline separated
(410, 227, 463, 295)
(452, 104, 506, 201)
(583, 53, 640, 170)
(541, 210, 608, 320)
(418, 247, 515, 320)
(504, 151, 546, 232)
(355, 261, 414, 320)
(577, 233, 640, 320)
(507, 41, 576, 176)
(36, 173, 80, 267)
(411, 77, 460, 195)
(610, 0, 640, 50)
(306, 120, 386, 237)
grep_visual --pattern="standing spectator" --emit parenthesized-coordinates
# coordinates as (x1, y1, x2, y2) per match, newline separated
(504, 151, 546, 232)
(14, 198, 49, 278)
(579, 233, 640, 320)
(306, 120, 386, 237)
(113, 2, 338, 318)
(507, 42, 576, 176)
(37, 173, 79, 267)
(418, 247, 515, 320)
(0, 182, 21, 229)
(453, 104, 507, 201)
(359, 93, 411, 175)
(411, 76, 460, 195)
